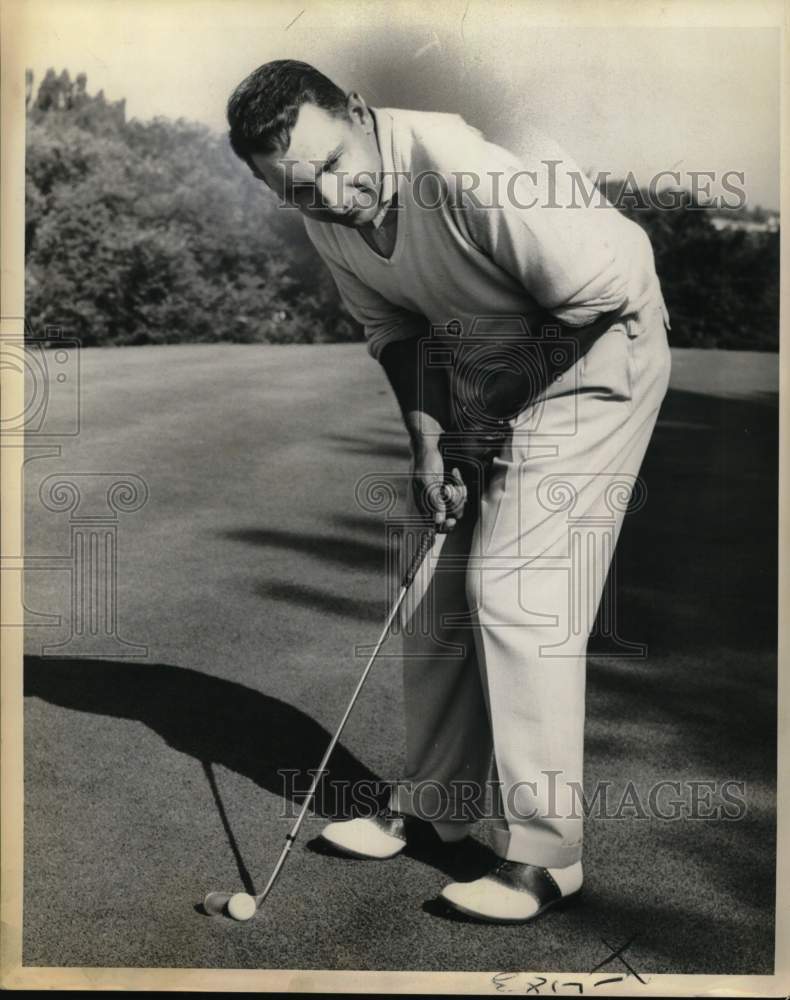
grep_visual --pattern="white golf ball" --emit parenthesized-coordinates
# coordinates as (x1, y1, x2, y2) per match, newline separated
(227, 892, 257, 922)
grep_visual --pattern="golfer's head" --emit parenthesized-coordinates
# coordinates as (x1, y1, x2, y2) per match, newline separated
(227, 60, 382, 227)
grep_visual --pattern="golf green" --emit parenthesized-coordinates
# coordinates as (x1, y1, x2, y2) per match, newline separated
(21, 344, 778, 973)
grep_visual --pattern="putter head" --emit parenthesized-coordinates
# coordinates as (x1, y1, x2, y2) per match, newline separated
(203, 891, 232, 916)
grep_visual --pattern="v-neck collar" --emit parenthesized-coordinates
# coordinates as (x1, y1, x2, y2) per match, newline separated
(358, 195, 399, 259)
(354, 108, 406, 265)
(369, 107, 397, 228)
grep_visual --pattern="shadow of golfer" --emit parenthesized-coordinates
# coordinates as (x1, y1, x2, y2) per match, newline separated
(25, 655, 498, 897)
(24, 655, 385, 820)
(25, 655, 398, 904)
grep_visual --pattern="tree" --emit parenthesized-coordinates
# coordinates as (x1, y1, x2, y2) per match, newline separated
(25, 69, 362, 346)
(598, 180, 779, 351)
(26, 70, 778, 350)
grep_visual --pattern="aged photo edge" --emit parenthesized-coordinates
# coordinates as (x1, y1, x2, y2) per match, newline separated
(1, 0, 788, 992)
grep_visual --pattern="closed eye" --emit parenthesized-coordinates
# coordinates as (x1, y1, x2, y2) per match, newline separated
(290, 159, 339, 194)
(318, 148, 343, 174)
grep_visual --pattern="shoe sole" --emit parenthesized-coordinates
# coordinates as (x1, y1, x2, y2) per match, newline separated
(318, 832, 405, 860)
(440, 887, 583, 924)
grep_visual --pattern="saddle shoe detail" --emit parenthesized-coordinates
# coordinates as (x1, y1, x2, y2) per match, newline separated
(440, 859, 583, 923)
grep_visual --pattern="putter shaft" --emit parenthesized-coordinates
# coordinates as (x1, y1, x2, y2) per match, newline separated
(206, 527, 437, 916)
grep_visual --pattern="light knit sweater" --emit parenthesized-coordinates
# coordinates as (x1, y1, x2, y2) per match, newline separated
(304, 107, 667, 361)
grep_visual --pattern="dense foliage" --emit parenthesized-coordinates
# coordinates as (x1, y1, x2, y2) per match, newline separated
(25, 69, 359, 346)
(600, 180, 779, 351)
(26, 70, 778, 350)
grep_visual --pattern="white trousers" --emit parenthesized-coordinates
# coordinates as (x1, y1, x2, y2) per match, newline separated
(389, 297, 672, 867)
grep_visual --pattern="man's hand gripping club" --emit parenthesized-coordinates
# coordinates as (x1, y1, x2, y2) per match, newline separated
(379, 327, 506, 534)
(411, 439, 467, 534)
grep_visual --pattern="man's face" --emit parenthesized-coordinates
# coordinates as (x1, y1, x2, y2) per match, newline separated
(249, 95, 383, 227)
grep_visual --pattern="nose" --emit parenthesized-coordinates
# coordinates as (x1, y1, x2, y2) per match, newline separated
(316, 173, 350, 214)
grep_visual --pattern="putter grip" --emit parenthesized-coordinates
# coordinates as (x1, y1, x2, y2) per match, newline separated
(400, 528, 436, 589)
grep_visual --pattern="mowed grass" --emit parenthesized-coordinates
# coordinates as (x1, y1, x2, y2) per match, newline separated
(22, 344, 778, 973)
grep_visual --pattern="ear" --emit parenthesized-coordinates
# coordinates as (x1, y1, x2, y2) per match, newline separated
(346, 91, 374, 134)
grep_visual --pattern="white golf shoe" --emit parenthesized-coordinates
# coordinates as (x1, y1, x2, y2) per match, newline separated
(440, 859, 583, 923)
(319, 811, 471, 860)
(319, 813, 409, 859)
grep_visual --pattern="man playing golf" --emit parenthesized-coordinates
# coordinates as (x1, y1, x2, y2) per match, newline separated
(226, 60, 671, 923)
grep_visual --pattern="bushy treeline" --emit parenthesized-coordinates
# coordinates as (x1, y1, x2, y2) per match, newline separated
(25, 69, 360, 346)
(26, 70, 778, 350)
(601, 180, 779, 351)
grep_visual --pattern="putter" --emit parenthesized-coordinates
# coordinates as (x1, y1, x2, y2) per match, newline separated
(204, 526, 437, 921)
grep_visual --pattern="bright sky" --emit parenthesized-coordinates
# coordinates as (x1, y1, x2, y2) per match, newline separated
(15, 0, 781, 209)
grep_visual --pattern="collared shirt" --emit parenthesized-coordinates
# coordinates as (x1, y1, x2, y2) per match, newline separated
(358, 193, 399, 259)
(369, 108, 398, 230)
(304, 107, 668, 361)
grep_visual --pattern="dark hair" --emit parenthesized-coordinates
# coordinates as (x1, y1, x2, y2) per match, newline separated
(227, 59, 348, 163)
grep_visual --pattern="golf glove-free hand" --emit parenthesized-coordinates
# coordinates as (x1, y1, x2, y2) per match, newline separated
(410, 447, 467, 533)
